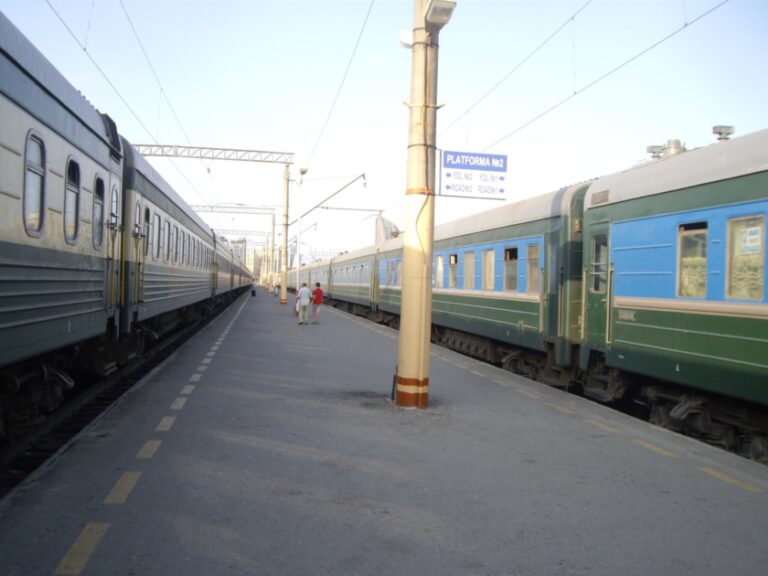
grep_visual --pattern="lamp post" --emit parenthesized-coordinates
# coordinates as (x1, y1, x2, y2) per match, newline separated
(296, 167, 308, 288)
(280, 164, 290, 305)
(396, 0, 455, 409)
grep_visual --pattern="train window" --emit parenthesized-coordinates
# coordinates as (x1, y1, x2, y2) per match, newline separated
(678, 222, 707, 298)
(504, 248, 518, 291)
(152, 214, 160, 260)
(464, 252, 475, 289)
(173, 226, 179, 263)
(435, 255, 444, 288)
(180, 231, 186, 265)
(527, 244, 540, 294)
(93, 176, 105, 249)
(143, 208, 150, 255)
(727, 216, 764, 300)
(64, 159, 80, 244)
(590, 235, 608, 294)
(397, 260, 402, 287)
(483, 249, 495, 290)
(164, 220, 171, 261)
(448, 254, 458, 288)
(24, 134, 45, 236)
(110, 185, 119, 227)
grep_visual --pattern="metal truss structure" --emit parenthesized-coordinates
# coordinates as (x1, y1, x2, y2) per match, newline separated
(133, 144, 293, 165)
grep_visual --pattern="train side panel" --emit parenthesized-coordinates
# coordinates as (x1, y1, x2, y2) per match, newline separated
(0, 17, 121, 368)
(581, 131, 768, 406)
(121, 141, 215, 334)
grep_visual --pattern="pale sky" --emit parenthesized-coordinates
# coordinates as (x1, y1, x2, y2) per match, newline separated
(2, 0, 767, 260)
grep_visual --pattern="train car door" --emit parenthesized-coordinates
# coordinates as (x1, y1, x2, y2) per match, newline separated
(106, 179, 121, 313)
(584, 222, 611, 347)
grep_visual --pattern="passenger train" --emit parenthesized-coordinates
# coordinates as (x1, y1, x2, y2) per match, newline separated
(0, 13, 251, 441)
(290, 129, 768, 461)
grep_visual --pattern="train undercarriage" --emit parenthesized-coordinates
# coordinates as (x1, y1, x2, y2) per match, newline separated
(0, 290, 245, 445)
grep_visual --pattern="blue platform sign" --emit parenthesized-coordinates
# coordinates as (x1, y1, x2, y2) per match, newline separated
(441, 150, 507, 199)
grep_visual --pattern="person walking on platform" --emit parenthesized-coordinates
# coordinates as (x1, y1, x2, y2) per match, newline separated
(296, 282, 312, 325)
(311, 282, 323, 324)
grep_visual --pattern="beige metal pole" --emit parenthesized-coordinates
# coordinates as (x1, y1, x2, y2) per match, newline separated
(270, 213, 275, 289)
(396, 0, 444, 408)
(280, 163, 290, 305)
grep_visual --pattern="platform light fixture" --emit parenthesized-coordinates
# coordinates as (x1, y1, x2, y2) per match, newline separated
(425, 0, 456, 29)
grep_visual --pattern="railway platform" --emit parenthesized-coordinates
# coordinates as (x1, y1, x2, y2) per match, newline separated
(1, 289, 767, 576)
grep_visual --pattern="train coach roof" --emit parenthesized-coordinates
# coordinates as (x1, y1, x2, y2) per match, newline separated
(0, 12, 110, 146)
(122, 138, 213, 238)
(585, 128, 768, 208)
(434, 182, 588, 241)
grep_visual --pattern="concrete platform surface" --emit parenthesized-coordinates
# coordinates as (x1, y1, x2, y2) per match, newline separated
(1, 289, 767, 576)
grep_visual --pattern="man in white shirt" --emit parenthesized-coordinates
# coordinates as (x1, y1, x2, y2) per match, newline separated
(296, 283, 312, 325)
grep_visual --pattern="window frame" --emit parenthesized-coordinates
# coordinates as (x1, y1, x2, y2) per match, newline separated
(482, 249, 495, 290)
(726, 215, 764, 301)
(92, 175, 105, 249)
(504, 247, 518, 292)
(677, 222, 708, 298)
(463, 251, 475, 290)
(526, 244, 540, 295)
(589, 235, 608, 294)
(435, 255, 444, 288)
(64, 158, 81, 245)
(24, 132, 46, 237)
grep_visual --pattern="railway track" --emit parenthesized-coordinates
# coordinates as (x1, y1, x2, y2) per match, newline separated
(0, 306, 222, 499)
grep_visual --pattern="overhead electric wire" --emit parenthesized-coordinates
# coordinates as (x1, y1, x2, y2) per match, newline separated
(118, 0, 193, 146)
(44, 0, 213, 206)
(304, 0, 376, 168)
(483, 0, 732, 151)
(117, 0, 219, 211)
(440, 0, 596, 137)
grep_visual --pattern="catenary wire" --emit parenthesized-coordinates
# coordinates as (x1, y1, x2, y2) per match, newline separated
(44, 0, 213, 206)
(304, 0, 376, 168)
(482, 0, 732, 151)
(440, 0, 596, 138)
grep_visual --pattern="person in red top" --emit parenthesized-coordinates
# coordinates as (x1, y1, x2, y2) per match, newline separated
(311, 282, 323, 324)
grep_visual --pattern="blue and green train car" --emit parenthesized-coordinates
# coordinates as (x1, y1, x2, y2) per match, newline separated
(296, 128, 767, 459)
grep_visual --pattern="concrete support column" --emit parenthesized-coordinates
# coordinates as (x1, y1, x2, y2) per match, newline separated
(396, 0, 443, 408)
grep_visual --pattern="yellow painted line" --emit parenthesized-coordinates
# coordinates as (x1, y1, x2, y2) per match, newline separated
(54, 522, 110, 575)
(632, 438, 679, 459)
(585, 419, 618, 433)
(136, 440, 162, 459)
(104, 471, 142, 504)
(546, 402, 575, 415)
(515, 388, 540, 399)
(189, 373, 202, 382)
(171, 397, 187, 410)
(181, 385, 196, 395)
(155, 416, 176, 432)
(698, 466, 764, 493)
(469, 370, 487, 378)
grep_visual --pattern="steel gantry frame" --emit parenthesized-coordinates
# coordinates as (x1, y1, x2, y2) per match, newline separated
(133, 144, 293, 165)
(132, 143, 294, 303)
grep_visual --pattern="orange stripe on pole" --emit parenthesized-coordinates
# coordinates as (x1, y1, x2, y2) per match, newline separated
(405, 187, 434, 195)
(396, 376, 429, 408)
